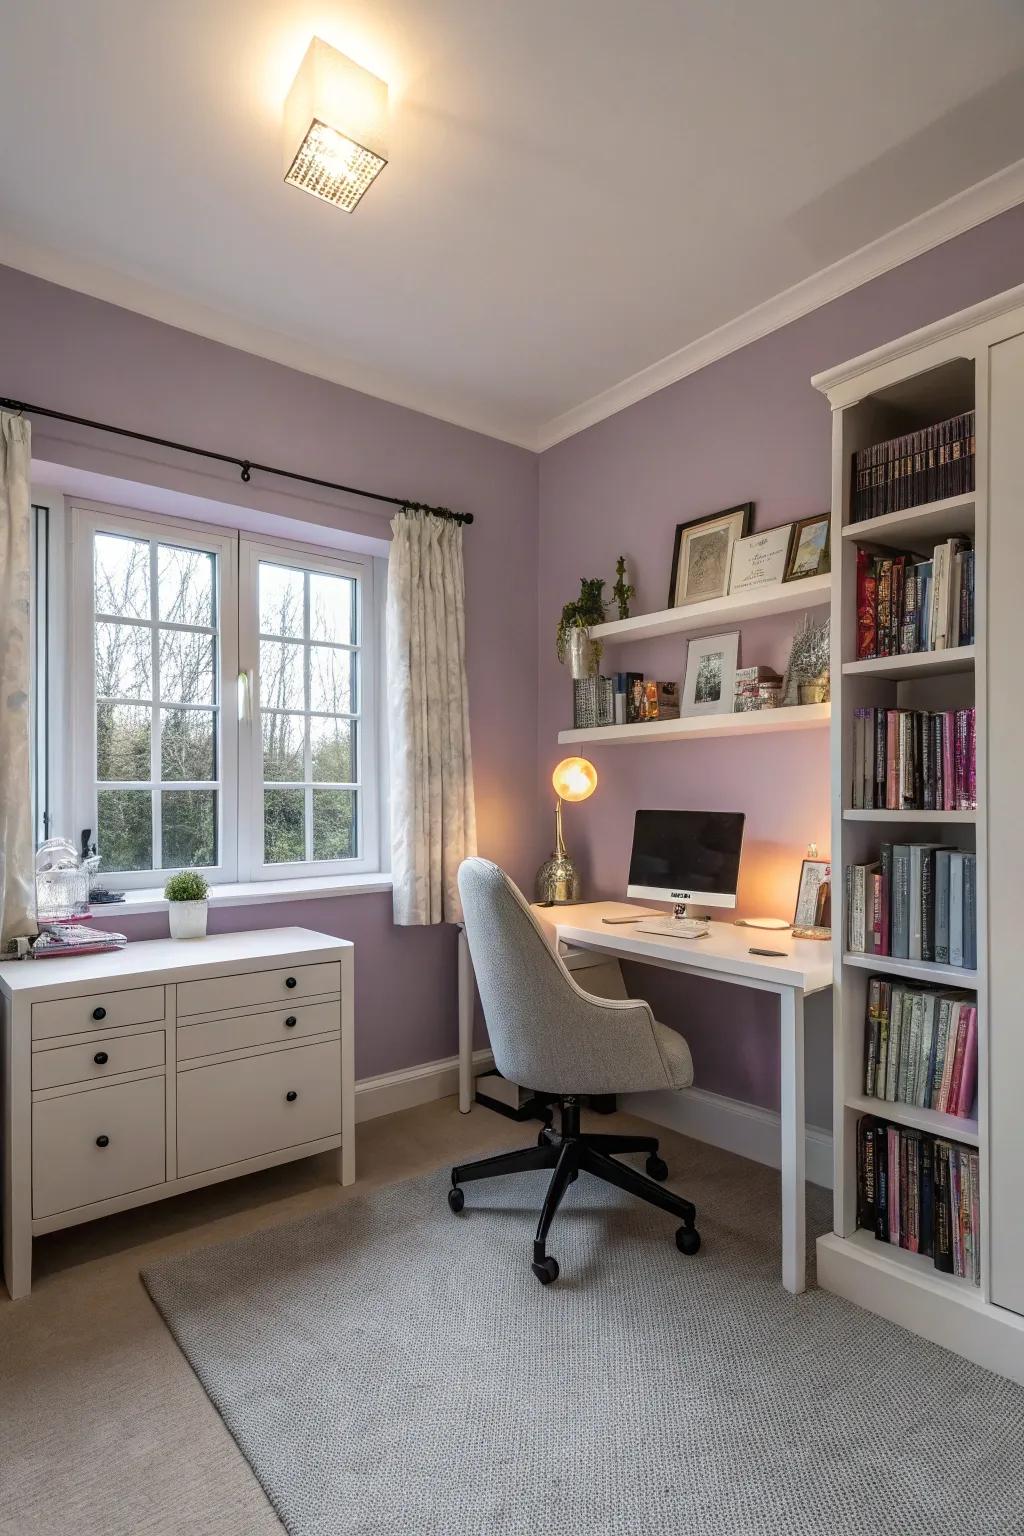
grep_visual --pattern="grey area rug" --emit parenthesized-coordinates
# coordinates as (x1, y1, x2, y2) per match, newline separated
(142, 1143, 1024, 1536)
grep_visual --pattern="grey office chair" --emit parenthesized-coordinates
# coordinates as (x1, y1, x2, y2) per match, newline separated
(450, 858, 700, 1284)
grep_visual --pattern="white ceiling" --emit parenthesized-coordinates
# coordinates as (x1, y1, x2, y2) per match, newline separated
(3, 0, 1024, 449)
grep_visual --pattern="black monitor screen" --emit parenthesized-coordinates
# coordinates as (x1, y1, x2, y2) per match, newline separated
(627, 809, 745, 899)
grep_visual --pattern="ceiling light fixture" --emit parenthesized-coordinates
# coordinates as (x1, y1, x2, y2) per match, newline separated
(284, 38, 388, 213)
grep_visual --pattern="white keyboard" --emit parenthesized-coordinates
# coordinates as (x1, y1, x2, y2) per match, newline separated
(635, 917, 710, 940)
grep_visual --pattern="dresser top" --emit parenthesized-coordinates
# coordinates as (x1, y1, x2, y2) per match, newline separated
(0, 927, 351, 1000)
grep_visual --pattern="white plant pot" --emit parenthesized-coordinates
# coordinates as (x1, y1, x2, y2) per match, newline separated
(168, 899, 208, 940)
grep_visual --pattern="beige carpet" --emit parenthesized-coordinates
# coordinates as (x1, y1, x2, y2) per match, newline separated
(142, 1142, 1024, 1535)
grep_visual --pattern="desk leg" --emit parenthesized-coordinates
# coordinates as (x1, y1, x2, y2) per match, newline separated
(458, 927, 474, 1114)
(779, 987, 806, 1296)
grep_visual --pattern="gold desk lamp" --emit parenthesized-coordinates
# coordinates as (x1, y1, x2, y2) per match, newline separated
(535, 757, 598, 905)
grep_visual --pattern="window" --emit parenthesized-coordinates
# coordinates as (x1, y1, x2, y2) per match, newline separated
(46, 501, 382, 889)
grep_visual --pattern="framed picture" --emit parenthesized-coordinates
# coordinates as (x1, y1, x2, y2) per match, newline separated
(681, 631, 739, 716)
(792, 858, 831, 936)
(669, 503, 752, 607)
(783, 513, 831, 582)
(728, 523, 791, 594)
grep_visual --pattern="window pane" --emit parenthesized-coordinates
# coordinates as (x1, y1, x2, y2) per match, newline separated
(97, 703, 150, 781)
(158, 545, 215, 627)
(312, 789, 356, 860)
(259, 563, 304, 639)
(94, 533, 150, 620)
(264, 788, 305, 863)
(161, 790, 217, 868)
(161, 708, 215, 781)
(159, 629, 215, 704)
(310, 717, 355, 783)
(95, 621, 152, 700)
(309, 572, 355, 644)
(97, 788, 152, 872)
(259, 639, 303, 711)
(262, 711, 304, 782)
(309, 646, 354, 714)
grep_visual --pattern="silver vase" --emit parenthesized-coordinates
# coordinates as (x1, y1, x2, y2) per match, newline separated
(567, 627, 599, 680)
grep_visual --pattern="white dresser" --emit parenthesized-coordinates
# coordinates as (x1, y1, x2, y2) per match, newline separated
(0, 926, 354, 1299)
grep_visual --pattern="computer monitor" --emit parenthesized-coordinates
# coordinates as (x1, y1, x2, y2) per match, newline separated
(626, 809, 745, 909)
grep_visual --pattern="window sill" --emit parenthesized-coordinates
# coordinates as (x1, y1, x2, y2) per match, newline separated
(90, 873, 393, 917)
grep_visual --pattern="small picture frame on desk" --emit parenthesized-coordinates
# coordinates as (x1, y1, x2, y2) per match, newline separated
(791, 858, 831, 939)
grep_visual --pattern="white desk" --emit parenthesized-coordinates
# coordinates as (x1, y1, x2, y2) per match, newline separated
(457, 902, 832, 1295)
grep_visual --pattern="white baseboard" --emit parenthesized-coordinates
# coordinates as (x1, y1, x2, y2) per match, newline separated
(355, 1049, 494, 1123)
(621, 1085, 833, 1190)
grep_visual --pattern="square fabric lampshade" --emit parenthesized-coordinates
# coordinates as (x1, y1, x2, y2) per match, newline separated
(284, 39, 388, 212)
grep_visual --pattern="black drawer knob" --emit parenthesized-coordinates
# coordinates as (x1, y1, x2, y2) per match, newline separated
(284, 1016, 297, 1028)
(286, 1090, 298, 1102)
(92, 1006, 107, 1021)
(285, 976, 297, 989)
(95, 1134, 110, 1148)
(93, 1051, 109, 1065)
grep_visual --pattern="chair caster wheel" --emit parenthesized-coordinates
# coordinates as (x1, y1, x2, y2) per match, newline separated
(448, 1187, 465, 1214)
(537, 1127, 550, 1146)
(531, 1255, 559, 1285)
(675, 1224, 701, 1256)
(646, 1154, 669, 1181)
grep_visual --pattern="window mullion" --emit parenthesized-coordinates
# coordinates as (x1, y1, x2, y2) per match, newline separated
(303, 570, 313, 863)
(150, 540, 162, 870)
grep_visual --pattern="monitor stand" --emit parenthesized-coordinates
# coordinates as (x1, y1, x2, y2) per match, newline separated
(668, 902, 710, 939)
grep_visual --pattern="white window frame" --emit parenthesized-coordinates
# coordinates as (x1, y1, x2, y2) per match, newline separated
(238, 536, 381, 881)
(68, 504, 240, 890)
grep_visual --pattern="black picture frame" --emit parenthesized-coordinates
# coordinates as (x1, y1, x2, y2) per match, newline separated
(668, 503, 753, 609)
(783, 513, 831, 582)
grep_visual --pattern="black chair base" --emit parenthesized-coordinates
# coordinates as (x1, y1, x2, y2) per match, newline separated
(449, 1096, 700, 1284)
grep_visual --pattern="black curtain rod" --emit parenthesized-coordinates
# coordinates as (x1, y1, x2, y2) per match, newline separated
(1, 397, 473, 526)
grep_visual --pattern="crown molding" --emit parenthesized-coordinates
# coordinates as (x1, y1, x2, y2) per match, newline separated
(533, 156, 1024, 452)
(0, 231, 539, 452)
(6, 156, 1024, 459)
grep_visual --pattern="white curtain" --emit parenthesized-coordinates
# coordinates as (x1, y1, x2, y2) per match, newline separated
(0, 412, 36, 947)
(386, 510, 477, 924)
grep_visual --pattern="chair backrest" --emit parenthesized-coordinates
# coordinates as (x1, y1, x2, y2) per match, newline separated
(457, 857, 665, 1096)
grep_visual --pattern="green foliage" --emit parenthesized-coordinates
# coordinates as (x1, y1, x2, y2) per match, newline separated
(163, 869, 209, 902)
(612, 555, 636, 621)
(556, 578, 607, 664)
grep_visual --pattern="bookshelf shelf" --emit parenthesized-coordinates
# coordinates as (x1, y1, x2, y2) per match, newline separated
(841, 1227, 983, 1297)
(840, 493, 975, 551)
(557, 702, 829, 747)
(841, 646, 975, 681)
(587, 573, 830, 645)
(843, 952, 978, 987)
(842, 808, 977, 823)
(844, 1094, 980, 1147)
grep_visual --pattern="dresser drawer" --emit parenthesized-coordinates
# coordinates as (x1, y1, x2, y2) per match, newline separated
(177, 1039, 341, 1177)
(32, 985, 165, 1042)
(32, 1076, 166, 1219)
(33, 1030, 165, 1090)
(178, 1000, 339, 1061)
(176, 962, 340, 1019)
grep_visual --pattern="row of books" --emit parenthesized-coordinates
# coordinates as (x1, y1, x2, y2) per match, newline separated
(850, 708, 976, 812)
(857, 1118, 980, 1284)
(862, 978, 977, 1117)
(850, 410, 976, 523)
(847, 846, 977, 966)
(855, 539, 974, 659)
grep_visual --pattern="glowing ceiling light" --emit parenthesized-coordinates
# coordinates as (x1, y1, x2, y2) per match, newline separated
(284, 39, 388, 213)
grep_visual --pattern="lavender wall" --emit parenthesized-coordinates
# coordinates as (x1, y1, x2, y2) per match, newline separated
(537, 206, 1024, 1127)
(0, 263, 541, 1080)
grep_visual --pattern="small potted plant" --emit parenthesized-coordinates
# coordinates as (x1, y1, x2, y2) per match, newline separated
(164, 869, 210, 939)
(556, 577, 607, 679)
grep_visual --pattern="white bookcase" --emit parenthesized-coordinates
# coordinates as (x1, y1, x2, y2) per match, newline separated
(813, 283, 1024, 1384)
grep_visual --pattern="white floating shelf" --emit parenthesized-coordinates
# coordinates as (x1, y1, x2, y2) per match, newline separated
(843, 951, 978, 988)
(558, 702, 830, 747)
(840, 493, 975, 550)
(842, 808, 977, 823)
(844, 1094, 979, 1147)
(588, 573, 830, 645)
(842, 645, 975, 681)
